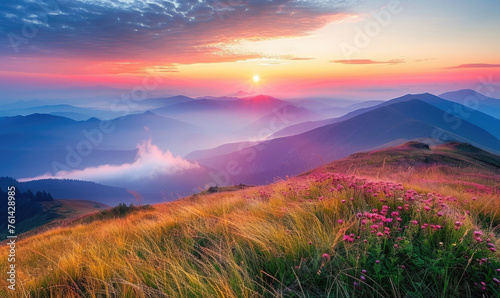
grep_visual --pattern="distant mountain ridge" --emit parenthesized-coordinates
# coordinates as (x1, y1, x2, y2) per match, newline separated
(270, 92, 500, 140)
(0, 104, 123, 120)
(191, 98, 500, 185)
(0, 177, 112, 237)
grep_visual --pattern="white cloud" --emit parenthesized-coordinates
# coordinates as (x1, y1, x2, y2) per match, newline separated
(20, 139, 199, 183)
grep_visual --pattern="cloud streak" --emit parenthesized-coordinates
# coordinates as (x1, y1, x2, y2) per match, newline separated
(20, 140, 199, 183)
(330, 59, 405, 65)
(444, 63, 500, 69)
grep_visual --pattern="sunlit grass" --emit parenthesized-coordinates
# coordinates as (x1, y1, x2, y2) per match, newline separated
(1, 168, 499, 297)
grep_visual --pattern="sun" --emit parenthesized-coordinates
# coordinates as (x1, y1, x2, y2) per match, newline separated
(252, 75, 260, 83)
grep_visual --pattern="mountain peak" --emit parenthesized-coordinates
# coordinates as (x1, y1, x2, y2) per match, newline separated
(400, 141, 431, 150)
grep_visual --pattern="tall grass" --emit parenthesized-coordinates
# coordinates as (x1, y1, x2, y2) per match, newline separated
(1, 169, 499, 297)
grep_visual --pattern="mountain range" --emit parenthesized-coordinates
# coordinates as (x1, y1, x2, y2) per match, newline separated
(2, 89, 500, 203)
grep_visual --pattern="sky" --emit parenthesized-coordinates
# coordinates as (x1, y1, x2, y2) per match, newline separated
(1, 0, 500, 99)
(20, 139, 200, 183)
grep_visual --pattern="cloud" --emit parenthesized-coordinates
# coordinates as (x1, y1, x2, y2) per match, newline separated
(0, 0, 357, 65)
(444, 63, 500, 69)
(20, 140, 199, 183)
(330, 59, 405, 65)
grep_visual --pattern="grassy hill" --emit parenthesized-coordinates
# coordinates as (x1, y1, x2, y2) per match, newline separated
(20, 200, 109, 236)
(1, 142, 500, 297)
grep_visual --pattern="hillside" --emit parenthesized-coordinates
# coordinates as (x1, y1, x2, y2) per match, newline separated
(1, 178, 135, 206)
(2, 199, 109, 239)
(193, 99, 500, 185)
(0, 104, 119, 120)
(1, 142, 500, 297)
